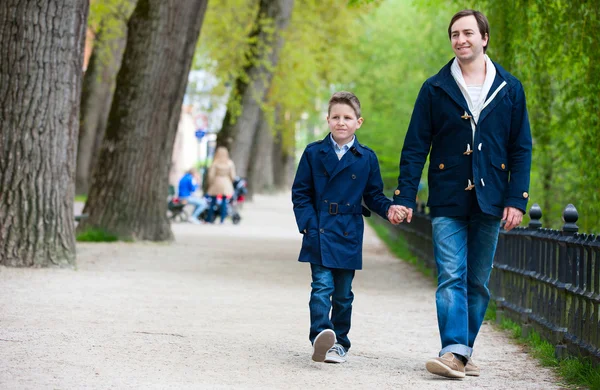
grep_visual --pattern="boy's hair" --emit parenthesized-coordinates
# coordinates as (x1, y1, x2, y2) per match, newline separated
(328, 91, 361, 118)
(448, 9, 490, 53)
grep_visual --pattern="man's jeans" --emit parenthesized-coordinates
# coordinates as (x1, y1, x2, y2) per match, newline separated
(431, 213, 501, 358)
(181, 197, 207, 220)
(309, 263, 355, 351)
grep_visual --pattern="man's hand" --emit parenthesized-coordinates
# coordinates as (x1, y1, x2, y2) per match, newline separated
(387, 205, 413, 224)
(502, 206, 524, 231)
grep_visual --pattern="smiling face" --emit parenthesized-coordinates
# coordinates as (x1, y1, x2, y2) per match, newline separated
(450, 15, 488, 64)
(327, 103, 363, 145)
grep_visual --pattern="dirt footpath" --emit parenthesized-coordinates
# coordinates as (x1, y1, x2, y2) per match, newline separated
(0, 194, 563, 389)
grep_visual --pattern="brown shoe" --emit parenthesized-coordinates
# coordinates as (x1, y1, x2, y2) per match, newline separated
(465, 358, 480, 376)
(425, 352, 466, 379)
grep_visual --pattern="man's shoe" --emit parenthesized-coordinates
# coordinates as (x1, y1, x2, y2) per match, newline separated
(425, 352, 466, 379)
(465, 358, 480, 376)
(312, 329, 336, 362)
(324, 343, 347, 363)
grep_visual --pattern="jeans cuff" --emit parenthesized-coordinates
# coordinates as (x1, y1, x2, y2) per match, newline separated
(440, 344, 472, 358)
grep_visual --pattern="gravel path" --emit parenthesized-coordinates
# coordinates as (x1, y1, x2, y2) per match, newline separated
(0, 194, 563, 389)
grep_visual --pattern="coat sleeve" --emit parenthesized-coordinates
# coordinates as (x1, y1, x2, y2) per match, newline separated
(393, 82, 433, 210)
(291, 149, 318, 234)
(363, 152, 392, 220)
(505, 81, 532, 212)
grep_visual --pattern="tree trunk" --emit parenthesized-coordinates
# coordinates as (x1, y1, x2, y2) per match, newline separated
(0, 0, 89, 267)
(76, 31, 128, 195)
(247, 109, 275, 198)
(77, 0, 208, 241)
(273, 125, 295, 192)
(216, 0, 294, 178)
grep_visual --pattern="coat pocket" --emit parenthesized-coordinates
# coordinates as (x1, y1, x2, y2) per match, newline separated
(427, 156, 461, 207)
(299, 229, 320, 261)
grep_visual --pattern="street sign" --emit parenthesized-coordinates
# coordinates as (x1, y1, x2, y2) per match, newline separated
(195, 129, 206, 140)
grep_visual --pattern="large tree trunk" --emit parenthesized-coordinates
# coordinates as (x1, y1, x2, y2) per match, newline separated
(273, 122, 295, 192)
(247, 108, 276, 198)
(0, 0, 89, 267)
(216, 0, 294, 178)
(76, 31, 128, 195)
(77, 0, 208, 241)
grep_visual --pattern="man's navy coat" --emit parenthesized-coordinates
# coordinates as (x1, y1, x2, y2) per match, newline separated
(292, 135, 391, 270)
(393, 59, 532, 218)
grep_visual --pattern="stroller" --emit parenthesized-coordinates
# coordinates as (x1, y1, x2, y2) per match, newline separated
(166, 185, 189, 222)
(197, 177, 247, 225)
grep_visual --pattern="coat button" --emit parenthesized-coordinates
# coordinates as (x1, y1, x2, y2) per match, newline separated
(324, 170, 328, 176)
(319, 228, 324, 233)
(501, 163, 506, 170)
(394, 189, 400, 195)
(523, 192, 529, 199)
(324, 199, 328, 203)
(344, 232, 349, 236)
(351, 174, 356, 179)
(439, 163, 445, 170)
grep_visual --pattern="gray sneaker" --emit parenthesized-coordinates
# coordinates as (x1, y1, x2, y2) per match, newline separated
(324, 343, 347, 363)
(312, 329, 336, 362)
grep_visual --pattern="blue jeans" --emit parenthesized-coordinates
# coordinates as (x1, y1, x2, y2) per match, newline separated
(181, 197, 207, 219)
(309, 263, 355, 351)
(207, 196, 228, 223)
(431, 212, 501, 358)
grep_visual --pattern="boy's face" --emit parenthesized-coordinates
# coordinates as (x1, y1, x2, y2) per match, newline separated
(327, 103, 363, 145)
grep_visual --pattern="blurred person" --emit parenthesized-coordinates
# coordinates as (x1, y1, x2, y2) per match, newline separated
(206, 146, 236, 224)
(178, 168, 207, 225)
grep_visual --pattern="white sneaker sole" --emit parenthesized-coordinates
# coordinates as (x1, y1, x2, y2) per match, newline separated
(324, 355, 346, 363)
(312, 330, 336, 362)
(425, 359, 466, 379)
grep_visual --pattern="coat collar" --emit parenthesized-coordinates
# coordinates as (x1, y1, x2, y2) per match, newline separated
(431, 58, 511, 123)
(319, 133, 364, 181)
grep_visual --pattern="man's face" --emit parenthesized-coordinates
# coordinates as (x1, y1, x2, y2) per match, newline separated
(327, 103, 363, 145)
(450, 15, 488, 63)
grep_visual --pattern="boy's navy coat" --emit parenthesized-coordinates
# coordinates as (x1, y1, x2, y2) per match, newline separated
(393, 59, 532, 218)
(292, 134, 391, 270)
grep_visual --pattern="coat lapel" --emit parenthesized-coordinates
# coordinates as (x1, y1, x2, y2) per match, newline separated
(319, 135, 340, 178)
(478, 71, 508, 125)
(433, 61, 472, 117)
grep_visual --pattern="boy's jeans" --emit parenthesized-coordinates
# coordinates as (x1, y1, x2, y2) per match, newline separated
(309, 263, 355, 351)
(182, 197, 207, 220)
(431, 213, 501, 358)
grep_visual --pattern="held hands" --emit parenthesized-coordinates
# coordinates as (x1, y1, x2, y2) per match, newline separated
(387, 205, 413, 225)
(502, 206, 524, 231)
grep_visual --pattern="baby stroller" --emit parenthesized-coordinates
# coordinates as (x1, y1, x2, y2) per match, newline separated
(198, 194, 241, 225)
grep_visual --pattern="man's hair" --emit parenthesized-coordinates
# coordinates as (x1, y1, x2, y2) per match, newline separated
(448, 9, 490, 53)
(328, 91, 361, 118)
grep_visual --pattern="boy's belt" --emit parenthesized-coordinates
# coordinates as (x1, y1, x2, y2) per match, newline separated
(320, 203, 371, 217)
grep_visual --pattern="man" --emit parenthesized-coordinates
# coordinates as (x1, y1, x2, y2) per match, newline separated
(388, 10, 532, 379)
(178, 168, 207, 224)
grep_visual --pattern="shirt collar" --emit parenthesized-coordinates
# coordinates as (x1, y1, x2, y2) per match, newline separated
(330, 133, 355, 152)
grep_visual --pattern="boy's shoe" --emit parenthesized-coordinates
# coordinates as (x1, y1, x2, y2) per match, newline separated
(465, 358, 480, 376)
(425, 352, 466, 379)
(312, 329, 336, 362)
(324, 343, 347, 363)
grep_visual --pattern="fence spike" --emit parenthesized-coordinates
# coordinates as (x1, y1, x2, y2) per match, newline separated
(529, 203, 542, 229)
(562, 204, 579, 234)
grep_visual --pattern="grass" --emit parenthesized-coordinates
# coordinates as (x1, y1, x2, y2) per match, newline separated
(74, 194, 87, 203)
(368, 218, 600, 390)
(367, 219, 434, 280)
(76, 228, 119, 242)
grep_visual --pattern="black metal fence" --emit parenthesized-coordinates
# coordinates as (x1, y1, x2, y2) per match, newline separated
(374, 202, 600, 361)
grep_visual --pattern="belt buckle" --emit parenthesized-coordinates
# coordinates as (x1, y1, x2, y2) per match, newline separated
(329, 202, 338, 215)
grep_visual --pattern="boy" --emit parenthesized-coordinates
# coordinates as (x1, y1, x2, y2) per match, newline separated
(292, 91, 399, 363)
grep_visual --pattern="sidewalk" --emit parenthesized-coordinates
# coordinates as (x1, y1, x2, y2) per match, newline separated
(0, 194, 562, 389)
